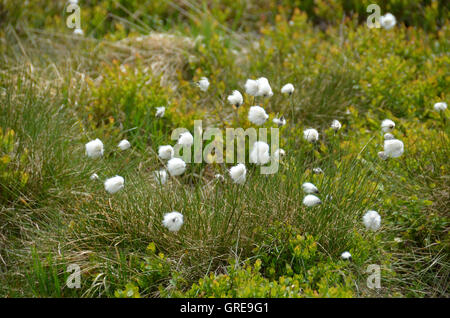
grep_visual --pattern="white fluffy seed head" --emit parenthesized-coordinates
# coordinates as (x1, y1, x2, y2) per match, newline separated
(162, 211, 184, 232)
(158, 145, 174, 160)
(85, 138, 104, 158)
(341, 251, 352, 260)
(380, 13, 396, 30)
(302, 182, 319, 194)
(381, 119, 395, 132)
(155, 106, 165, 118)
(227, 90, 244, 107)
(154, 170, 168, 185)
(303, 194, 322, 207)
(384, 139, 404, 158)
(248, 106, 269, 126)
(229, 163, 246, 184)
(104, 176, 124, 194)
(303, 128, 319, 142)
(363, 210, 381, 231)
(118, 139, 131, 151)
(434, 102, 447, 112)
(256, 77, 273, 97)
(313, 167, 323, 174)
(250, 141, 270, 165)
(331, 120, 342, 131)
(178, 132, 194, 147)
(273, 116, 286, 126)
(90, 173, 99, 181)
(281, 83, 294, 95)
(244, 79, 259, 96)
(273, 149, 285, 161)
(167, 158, 186, 176)
(73, 28, 84, 36)
(197, 77, 210, 91)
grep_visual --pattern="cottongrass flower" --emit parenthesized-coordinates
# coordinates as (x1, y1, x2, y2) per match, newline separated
(248, 106, 269, 126)
(154, 170, 168, 185)
(281, 83, 294, 95)
(256, 77, 273, 97)
(158, 145, 174, 160)
(178, 131, 194, 147)
(197, 77, 210, 92)
(250, 141, 270, 165)
(302, 182, 319, 194)
(73, 28, 84, 36)
(303, 128, 319, 142)
(434, 102, 447, 112)
(313, 167, 323, 174)
(227, 90, 244, 108)
(380, 13, 396, 30)
(341, 251, 352, 260)
(331, 120, 342, 131)
(90, 173, 99, 181)
(162, 211, 184, 232)
(85, 138, 104, 158)
(363, 210, 381, 231)
(104, 176, 124, 194)
(303, 194, 321, 207)
(384, 138, 404, 158)
(381, 119, 395, 132)
(244, 79, 259, 96)
(167, 158, 186, 176)
(229, 163, 246, 184)
(118, 139, 131, 151)
(273, 149, 285, 161)
(273, 116, 286, 127)
(155, 106, 165, 118)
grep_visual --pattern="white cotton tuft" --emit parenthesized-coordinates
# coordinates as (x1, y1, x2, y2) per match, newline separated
(197, 77, 210, 91)
(90, 173, 99, 181)
(384, 139, 404, 158)
(313, 167, 323, 174)
(281, 83, 294, 95)
(273, 116, 286, 126)
(162, 211, 184, 232)
(167, 158, 186, 176)
(178, 131, 194, 147)
(302, 182, 319, 194)
(248, 106, 269, 126)
(244, 79, 259, 96)
(273, 149, 285, 161)
(303, 194, 322, 207)
(250, 141, 271, 165)
(85, 138, 104, 158)
(158, 145, 174, 160)
(363, 210, 381, 231)
(331, 120, 342, 131)
(341, 251, 352, 260)
(434, 102, 447, 112)
(73, 28, 84, 36)
(104, 176, 124, 194)
(227, 90, 244, 108)
(256, 77, 273, 97)
(303, 128, 319, 142)
(118, 139, 131, 151)
(229, 163, 246, 184)
(154, 170, 168, 185)
(155, 106, 165, 118)
(380, 13, 396, 30)
(381, 119, 395, 132)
